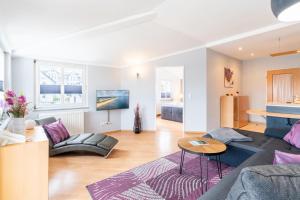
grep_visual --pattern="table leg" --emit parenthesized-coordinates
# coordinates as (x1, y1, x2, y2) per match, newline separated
(218, 155, 223, 179)
(179, 150, 185, 174)
(215, 155, 220, 178)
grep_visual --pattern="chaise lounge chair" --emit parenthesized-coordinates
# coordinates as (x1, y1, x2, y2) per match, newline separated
(35, 117, 118, 158)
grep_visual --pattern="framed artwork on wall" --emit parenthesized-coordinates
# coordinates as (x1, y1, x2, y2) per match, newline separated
(224, 67, 234, 88)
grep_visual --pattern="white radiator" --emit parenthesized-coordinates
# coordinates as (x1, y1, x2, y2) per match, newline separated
(39, 111, 84, 135)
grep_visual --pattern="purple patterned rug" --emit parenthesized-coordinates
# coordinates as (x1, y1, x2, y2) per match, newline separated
(87, 151, 234, 200)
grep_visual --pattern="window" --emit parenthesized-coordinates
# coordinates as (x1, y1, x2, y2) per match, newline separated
(160, 80, 171, 99)
(36, 61, 87, 109)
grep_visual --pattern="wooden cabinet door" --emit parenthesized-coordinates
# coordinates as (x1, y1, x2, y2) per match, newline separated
(220, 96, 234, 128)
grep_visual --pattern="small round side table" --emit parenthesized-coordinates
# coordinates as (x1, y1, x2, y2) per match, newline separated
(178, 137, 227, 194)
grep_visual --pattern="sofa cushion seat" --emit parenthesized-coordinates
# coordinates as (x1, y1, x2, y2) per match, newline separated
(66, 133, 94, 145)
(83, 134, 106, 145)
(97, 136, 119, 151)
(261, 137, 300, 154)
(231, 129, 270, 150)
(53, 135, 79, 148)
(217, 130, 270, 167)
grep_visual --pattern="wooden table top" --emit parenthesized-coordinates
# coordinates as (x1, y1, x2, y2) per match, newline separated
(0, 126, 48, 149)
(178, 137, 226, 155)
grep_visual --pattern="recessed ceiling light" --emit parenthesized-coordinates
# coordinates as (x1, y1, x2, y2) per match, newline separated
(238, 47, 243, 51)
(271, 0, 300, 22)
(250, 53, 255, 57)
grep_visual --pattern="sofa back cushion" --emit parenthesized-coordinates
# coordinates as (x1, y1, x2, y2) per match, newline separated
(43, 119, 70, 145)
(273, 150, 300, 165)
(283, 120, 300, 148)
(226, 165, 300, 200)
(264, 127, 290, 139)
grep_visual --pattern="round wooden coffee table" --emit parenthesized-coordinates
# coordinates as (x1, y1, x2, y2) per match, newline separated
(178, 137, 227, 193)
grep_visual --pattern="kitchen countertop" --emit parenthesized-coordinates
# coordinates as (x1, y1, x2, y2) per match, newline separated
(266, 102, 300, 108)
(247, 109, 300, 119)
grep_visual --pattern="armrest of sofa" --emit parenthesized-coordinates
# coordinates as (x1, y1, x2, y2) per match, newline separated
(226, 164, 300, 200)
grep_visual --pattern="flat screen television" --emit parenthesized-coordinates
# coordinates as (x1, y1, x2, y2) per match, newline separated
(96, 90, 129, 111)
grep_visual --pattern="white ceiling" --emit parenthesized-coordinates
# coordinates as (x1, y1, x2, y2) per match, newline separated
(211, 23, 300, 60)
(0, 0, 299, 66)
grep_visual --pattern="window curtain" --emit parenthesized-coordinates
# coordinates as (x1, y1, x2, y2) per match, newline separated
(273, 74, 294, 103)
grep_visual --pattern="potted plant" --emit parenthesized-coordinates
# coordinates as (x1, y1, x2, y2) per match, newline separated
(4, 90, 29, 134)
(133, 104, 142, 134)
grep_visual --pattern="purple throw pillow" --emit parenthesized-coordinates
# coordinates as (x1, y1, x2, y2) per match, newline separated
(43, 119, 70, 144)
(273, 150, 300, 165)
(283, 120, 300, 148)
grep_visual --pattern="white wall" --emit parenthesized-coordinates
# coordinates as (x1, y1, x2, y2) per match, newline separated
(206, 49, 242, 130)
(11, 57, 122, 133)
(242, 54, 300, 123)
(11, 48, 245, 133)
(85, 66, 121, 133)
(121, 48, 207, 132)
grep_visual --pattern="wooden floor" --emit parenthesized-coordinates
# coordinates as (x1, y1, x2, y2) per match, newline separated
(49, 120, 265, 200)
(49, 118, 194, 200)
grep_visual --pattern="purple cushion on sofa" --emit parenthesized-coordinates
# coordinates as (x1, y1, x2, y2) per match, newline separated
(273, 150, 300, 165)
(43, 119, 70, 144)
(283, 120, 300, 148)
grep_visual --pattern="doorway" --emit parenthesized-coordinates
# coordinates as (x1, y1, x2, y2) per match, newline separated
(155, 66, 184, 133)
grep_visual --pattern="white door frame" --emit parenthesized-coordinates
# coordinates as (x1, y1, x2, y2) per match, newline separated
(154, 66, 185, 132)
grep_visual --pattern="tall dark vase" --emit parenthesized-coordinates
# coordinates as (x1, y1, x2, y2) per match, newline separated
(133, 104, 142, 134)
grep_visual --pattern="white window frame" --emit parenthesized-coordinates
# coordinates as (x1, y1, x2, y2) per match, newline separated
(0, 49, 4, 100)
(160, 80, 172, 100)
(35, 61, 88, 110)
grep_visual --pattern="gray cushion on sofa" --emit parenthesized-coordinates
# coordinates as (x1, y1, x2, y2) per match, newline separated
(207, 128, 253, 144)
(66, 133, 93, 144)
(226, 165, 300, 200)
(83, 134, 106, 145)
(53, 135, 79, 148)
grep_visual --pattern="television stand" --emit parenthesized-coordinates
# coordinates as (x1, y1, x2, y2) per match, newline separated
(105, 110, 112, 125)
